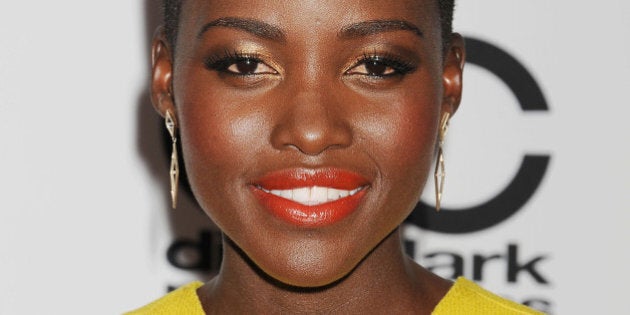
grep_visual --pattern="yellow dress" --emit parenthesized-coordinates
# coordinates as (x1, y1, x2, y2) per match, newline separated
(431, 278, 544, 314)
(124, 277, 543, 314)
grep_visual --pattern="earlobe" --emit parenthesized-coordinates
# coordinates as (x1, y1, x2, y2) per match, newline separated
(151, 27, 176, 119)
(441, 33, 466, 116)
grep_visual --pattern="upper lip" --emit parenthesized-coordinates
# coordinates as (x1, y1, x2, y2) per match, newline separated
(251, 168, 370, 191)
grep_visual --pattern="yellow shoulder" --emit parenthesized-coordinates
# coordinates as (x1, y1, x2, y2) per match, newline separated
(432, 277, 545, 315)
(124, 281, 205, 315)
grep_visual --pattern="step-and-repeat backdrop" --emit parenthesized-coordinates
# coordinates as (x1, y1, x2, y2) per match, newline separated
(1, 1, 629, 314)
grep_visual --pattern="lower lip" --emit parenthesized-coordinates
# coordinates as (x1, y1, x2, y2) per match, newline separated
(251, 188, 367, 227)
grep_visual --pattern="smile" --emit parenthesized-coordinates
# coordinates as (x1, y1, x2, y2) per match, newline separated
(258, 186, 364, 206)
(250, 168, 370, 227)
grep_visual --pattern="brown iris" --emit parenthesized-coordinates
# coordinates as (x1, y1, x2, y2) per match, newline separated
(364, 60, 388, 76)
(235, 59, 259, 74)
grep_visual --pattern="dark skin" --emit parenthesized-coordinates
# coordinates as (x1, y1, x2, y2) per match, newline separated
(151, 0, 465, 313)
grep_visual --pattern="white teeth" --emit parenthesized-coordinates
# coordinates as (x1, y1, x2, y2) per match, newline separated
(293, 187, 310, 204)
(327, 188, 338, 201)
(311, 186, 328, 204)
(280, 189, 292, 199)
(262, 186, 363, 206)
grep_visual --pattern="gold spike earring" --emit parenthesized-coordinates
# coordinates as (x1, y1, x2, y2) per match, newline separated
(434, 112, 450, 212)
(165, 110, 179, 209)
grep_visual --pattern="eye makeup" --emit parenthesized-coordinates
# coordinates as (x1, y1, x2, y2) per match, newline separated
(204, 49, 277, 76)
(347, 51, 418, 77)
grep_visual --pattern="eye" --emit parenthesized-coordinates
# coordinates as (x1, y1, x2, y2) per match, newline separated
(348, 58, 396, 76)
(225, 58, 277, 75)
(204, 52, 278, 76)
(346, 54, 416, 78)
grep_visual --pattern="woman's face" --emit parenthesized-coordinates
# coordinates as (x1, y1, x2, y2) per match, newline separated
(152, 0, 463, 287)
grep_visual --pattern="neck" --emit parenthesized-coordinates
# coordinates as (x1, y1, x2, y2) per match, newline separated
(197, 228, 451, 314)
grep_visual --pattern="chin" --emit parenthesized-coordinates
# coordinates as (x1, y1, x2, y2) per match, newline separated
(263, 261, 354, 290)
(245, 237, 363, 290)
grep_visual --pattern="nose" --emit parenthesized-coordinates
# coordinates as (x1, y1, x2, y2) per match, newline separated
(270, 89, 353, 156)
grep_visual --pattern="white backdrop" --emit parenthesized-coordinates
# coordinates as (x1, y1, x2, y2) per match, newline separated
(1, 1, 629, 314)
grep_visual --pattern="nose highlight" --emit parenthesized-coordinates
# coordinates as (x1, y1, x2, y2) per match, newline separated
(271, 91, 352, 155)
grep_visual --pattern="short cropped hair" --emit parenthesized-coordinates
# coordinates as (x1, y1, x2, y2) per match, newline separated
(162, 0, 455, 51)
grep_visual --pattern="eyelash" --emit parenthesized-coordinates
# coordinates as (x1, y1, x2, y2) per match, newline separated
(204, 50, 270, 75)
(348, 52, 417, 77)
(203, 50, 417, 78)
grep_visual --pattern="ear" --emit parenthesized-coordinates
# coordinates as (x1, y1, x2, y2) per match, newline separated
(151, 26, 177, 122)
(441, 33, 466, 118)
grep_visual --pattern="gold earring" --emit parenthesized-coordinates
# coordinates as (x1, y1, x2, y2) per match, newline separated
(165, 110, 179, 209)
(434, 112, 450, 212)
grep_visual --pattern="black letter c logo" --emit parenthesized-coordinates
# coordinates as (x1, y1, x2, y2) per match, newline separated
(406, 37, 551, 234)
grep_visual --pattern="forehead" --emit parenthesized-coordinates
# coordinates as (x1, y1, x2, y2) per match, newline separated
(177, 0, 441, 42)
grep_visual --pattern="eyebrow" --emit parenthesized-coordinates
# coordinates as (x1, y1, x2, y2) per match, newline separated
(197, 17, 286, 42)
(339, 20, 424, 39)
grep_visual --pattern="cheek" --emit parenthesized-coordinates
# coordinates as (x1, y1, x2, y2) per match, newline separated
(361, 86, 441, 187)
(185, 111, 266, 164)
(345, 82, 441, 253)
(176, 78, 270, 198)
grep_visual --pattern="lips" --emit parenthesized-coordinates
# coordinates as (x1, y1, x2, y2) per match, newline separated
(250, 168, 369, 227)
